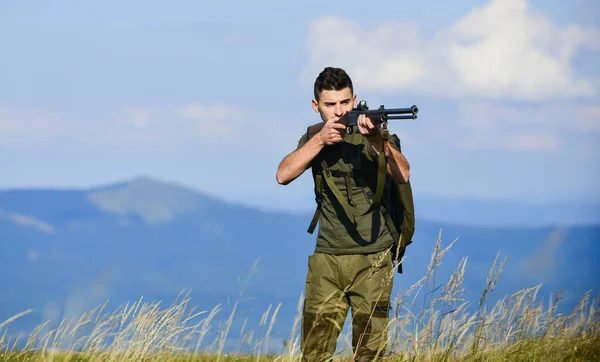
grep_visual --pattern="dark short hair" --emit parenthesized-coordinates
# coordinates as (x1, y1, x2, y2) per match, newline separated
(313, 67, 353, 101)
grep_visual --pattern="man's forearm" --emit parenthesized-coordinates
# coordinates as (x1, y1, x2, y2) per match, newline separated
(385, 144, 410, 184)
(307, 122, 325, 140)
(276, 135, 324, 185)
(367, 134, 410, 184)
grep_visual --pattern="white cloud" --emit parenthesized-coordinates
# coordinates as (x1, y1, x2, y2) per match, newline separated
(176, 103, 238, 137)
(458, 129, 563, 151)
(459, 101, 600, 132)
(101, 102, 301, 150)
(177, 103, 237, 121)
(0, 102, 296, 150)
(0, 103, 243, 146)
(0, 107, 63, 145)
(97, 103, 244, 145)
(505, 132, 562, 151)
(303, 0, 600, 100)
(103, 106, 164, 144)
(572, 105, 600, 131)
(456, 101, 600, 151)
(121, 107, 151, 129)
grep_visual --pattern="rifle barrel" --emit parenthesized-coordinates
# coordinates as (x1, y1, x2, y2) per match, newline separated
(345, 104, 419, 125)
(386, 115, 417, 120)
(358, 106, 418, 116)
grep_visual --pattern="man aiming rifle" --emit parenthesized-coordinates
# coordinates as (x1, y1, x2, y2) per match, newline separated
(276, 66, 417, 361)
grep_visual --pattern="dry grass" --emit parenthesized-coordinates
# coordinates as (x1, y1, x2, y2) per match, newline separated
(1, 229, 599, 361)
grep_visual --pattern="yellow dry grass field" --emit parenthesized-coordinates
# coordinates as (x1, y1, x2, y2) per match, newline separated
(1, 231, 599, 361)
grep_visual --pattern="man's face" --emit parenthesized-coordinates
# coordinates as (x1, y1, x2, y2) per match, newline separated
(312, 87, 356, 122)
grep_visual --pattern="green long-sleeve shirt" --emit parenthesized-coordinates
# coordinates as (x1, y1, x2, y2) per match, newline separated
(298, 128, 398, 255)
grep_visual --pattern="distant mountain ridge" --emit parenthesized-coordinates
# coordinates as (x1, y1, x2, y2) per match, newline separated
(413, 196, 600, 227)
(2, 175, 597, 228)
(0, 176, 256, 228)
(1, 176, 599, 352)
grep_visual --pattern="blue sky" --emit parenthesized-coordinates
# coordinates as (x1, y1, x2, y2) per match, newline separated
(1, 0, 599, 212)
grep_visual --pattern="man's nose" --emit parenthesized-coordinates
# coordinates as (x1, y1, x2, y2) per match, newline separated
(334, 104, 343, 115)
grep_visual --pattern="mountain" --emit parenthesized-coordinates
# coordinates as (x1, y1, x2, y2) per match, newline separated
(1, 176, 599, 352)
(412, 196, 600, 227)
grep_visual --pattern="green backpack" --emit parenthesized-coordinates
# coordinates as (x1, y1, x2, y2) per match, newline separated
(306, 130, 415, 273)
(385, 133, 416, 273)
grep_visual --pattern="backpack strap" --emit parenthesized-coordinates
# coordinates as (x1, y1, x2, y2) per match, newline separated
(380, 132, 400, 245)
(384, 133, 410, 274)
(306, 126, 324, 234)
(380, 202, 403, 273)
(320, 144, 387, 217)
(307, 128, 387, 231)
(307, 170, 323, 234)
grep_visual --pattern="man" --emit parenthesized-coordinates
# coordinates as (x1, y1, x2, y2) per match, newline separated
(276, 67, 410, 361)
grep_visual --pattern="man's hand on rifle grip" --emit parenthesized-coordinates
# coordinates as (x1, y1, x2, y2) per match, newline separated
(318, 116, 347, 146)
(357, 114, 379, 137)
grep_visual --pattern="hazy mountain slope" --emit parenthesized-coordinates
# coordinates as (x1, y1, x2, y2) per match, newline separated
(1, 177, 598, 351)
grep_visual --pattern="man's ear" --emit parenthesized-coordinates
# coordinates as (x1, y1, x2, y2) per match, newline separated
(353, 94, 357, 108)
(311, 99, 319, 112)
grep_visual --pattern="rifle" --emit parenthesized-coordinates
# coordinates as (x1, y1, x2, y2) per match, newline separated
(307, 100, 419, 139)
(342, 100, 418, 135)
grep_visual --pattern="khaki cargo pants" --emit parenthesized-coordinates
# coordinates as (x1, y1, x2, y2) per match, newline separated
(301, 247, 394, 362)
